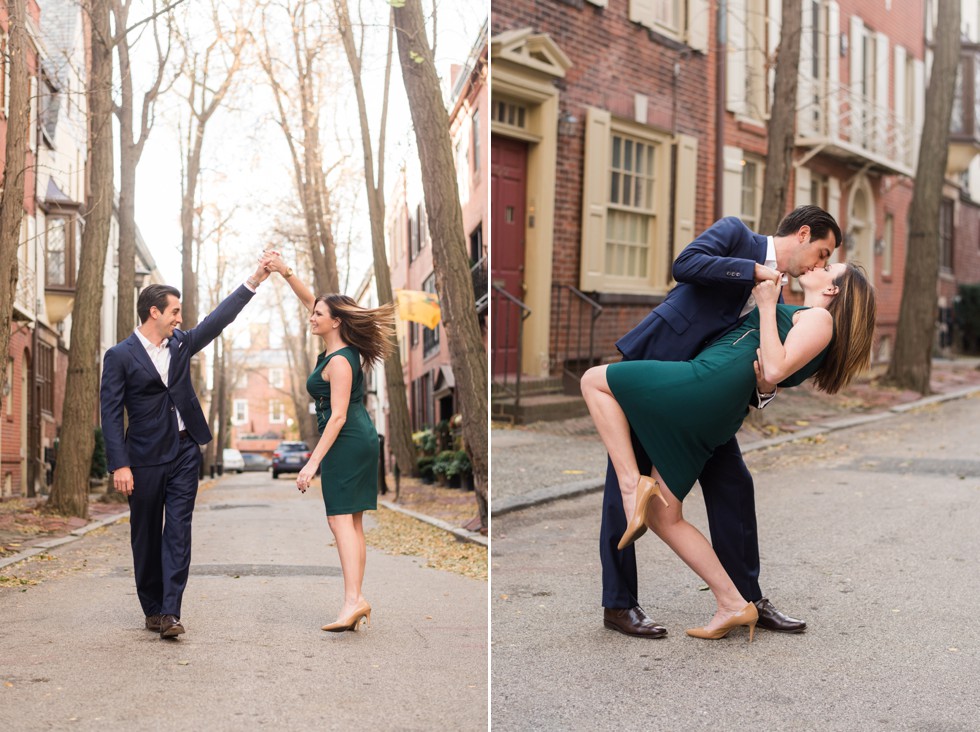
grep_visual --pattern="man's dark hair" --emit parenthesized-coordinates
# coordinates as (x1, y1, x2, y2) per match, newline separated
(775, 205, 843, 249)
(137, 284, 181, 324)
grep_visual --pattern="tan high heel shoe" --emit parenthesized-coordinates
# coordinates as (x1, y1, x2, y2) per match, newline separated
(686, 602, 759, 642)
(617, 476, 670, 551)
(321, 599, 372, 632)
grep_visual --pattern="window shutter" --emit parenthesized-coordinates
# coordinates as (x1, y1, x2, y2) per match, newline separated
(850, 15, 864, 145)
(828, 176, 842, 243)
(722, 145, 744, 218)
(912, 57, 925, 168)
(687, 0, 709, 53)
(580, 107, 611, 292)
(673, 134, 698, 280)
(827, 2, 840, 138)
(875, 31, 889, 154)
(629, 0, 655, 27)
(893, 45, 907, 124)
(767, 0, 782, 109)
(726, 0, 747, 114)
(795, 165, 812, 207)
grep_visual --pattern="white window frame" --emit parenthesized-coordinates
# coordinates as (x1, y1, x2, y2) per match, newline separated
(269, 400, 285, 424)
(232, 399, 248, 425)
(268, 368, 284, 388)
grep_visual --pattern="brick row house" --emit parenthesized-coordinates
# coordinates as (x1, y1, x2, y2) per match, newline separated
(490, 0, 980, 421)
(386, 21, 489, 439)
(2, 0, 159, 498)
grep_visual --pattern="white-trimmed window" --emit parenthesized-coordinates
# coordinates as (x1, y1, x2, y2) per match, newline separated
(882, 213, 894, 277)
(232, 399, 248, 425)
(726, 0, 776, 120)
(580, 107, 694, 295)
(269, 400, 285, 424)
(739, 155, 764, 231)
(268, 368, 284, 388)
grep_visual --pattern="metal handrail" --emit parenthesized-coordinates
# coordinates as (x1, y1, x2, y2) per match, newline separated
(491, 284, 531, 411)
(552, 283, 603, 394)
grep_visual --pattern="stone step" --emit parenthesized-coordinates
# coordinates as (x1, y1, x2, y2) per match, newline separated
(491, 393, 590, 424)
(491, 375, 565, 399)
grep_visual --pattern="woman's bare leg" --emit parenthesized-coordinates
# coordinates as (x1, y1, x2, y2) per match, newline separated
(644, 470, 749, 629)
(581, 365, 642, 517)
(327, 513, 366, 620)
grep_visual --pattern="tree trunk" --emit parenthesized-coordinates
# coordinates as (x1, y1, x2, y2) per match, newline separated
(393, 0, 488, 515)
(885, 0, 961, 394)
(334, 1, 416, 479)
(48, 0, 115, 517)
(0, 0, 31, 414)
(758, 0, 802, 235)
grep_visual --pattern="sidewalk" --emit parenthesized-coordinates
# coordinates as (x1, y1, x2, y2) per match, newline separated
(490, 356, 980, 515)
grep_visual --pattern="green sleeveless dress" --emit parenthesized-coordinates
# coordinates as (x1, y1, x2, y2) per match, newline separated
(306, 345, 378, 515)
(606, 305, 829, 501)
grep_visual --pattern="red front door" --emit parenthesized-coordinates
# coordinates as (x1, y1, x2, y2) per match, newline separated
(491, 135, 528, 376)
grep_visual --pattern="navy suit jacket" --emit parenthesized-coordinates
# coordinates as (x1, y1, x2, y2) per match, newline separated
(100, 285, 255, 472)
(616, 216, 769, 363)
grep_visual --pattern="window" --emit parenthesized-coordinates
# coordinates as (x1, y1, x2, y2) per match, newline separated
(233, 399, 249, 425)
(39, 70, 58, 148)
(939, 199, 954, 274)
(492, 99, 527, 131)
(740, 156, 764, 231)
(743, 0, 770, 119)
(456, 128, 470, 204)
(472, 109, 481, 173)
(5, 358, 12, 416)
(882, 213, 894, 276)
(269, 400, 284, 424)
(268, 368, 284, 388)
(422, 272, 440, 357)
(45, 217, 75, 288)
(580, 108, 675, 295)
(409, 210, 421, 262)
(630, 0, 681, 37)
(1, 29, 8, 118)
(38, 343, 54, 415)
(410, 321, 419, 348)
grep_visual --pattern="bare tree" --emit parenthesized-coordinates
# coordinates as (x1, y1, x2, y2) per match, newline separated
(173, 1, 251, 330)
(111, 0, 175, 342)
(392, 0, 488, 520)
(255, 0, 340, 295)
(886, 0, 962, 393)
(48, 0, 116, 517)
(758, 0, 802, 234)
(0, 0, 32, 415)
(332, 0, 416, 480)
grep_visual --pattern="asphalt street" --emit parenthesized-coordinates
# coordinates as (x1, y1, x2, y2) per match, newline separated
(0, 471, 487, 731)
(491, 395, 980, 731)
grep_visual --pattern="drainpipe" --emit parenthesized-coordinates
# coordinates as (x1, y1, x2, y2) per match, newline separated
(715, 0, 727, 221)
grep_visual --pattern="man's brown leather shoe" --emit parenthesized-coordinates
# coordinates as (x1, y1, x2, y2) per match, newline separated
(145, 614, 163, 632)
(159, 615, 185, 639)
(754, 598, 806, 633)
(603, 606, 667, 638)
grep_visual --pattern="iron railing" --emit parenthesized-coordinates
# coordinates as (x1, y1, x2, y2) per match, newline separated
(472, 256, 488, 314)
(491, 284, 531, 409)
(551, 284, 603, 395)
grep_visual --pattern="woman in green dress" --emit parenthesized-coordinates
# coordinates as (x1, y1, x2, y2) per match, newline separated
(264, 256, 395, 632)
(581, 262, 876, 641)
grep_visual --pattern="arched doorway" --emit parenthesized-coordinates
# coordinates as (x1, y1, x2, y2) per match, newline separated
(847, 177, 875, 282)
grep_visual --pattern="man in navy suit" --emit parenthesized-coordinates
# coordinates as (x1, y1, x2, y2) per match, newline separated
(601, 205, 842, 638)
(101, 261, 272, 639)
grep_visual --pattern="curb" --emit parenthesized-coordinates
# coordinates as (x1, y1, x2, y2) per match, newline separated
(490, 384, 980, 517)
(0, 509, 131, 572)
(379, 500, 488, 547)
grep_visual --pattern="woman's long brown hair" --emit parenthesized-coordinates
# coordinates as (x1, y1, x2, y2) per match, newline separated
(814, 263, 877, 394)
(317, 294, 397, 368)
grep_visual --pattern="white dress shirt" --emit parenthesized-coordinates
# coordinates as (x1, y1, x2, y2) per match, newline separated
(134, 328, 186, 431)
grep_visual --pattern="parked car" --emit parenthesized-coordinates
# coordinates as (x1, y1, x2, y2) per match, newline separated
(272, 441, 312, 479)
(222, 448, 245, 473)
(241, 452, 272, 472)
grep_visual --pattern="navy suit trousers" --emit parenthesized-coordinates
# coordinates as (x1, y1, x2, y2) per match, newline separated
(128, 437, 202, 618)
(599, 434, 762, 608)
